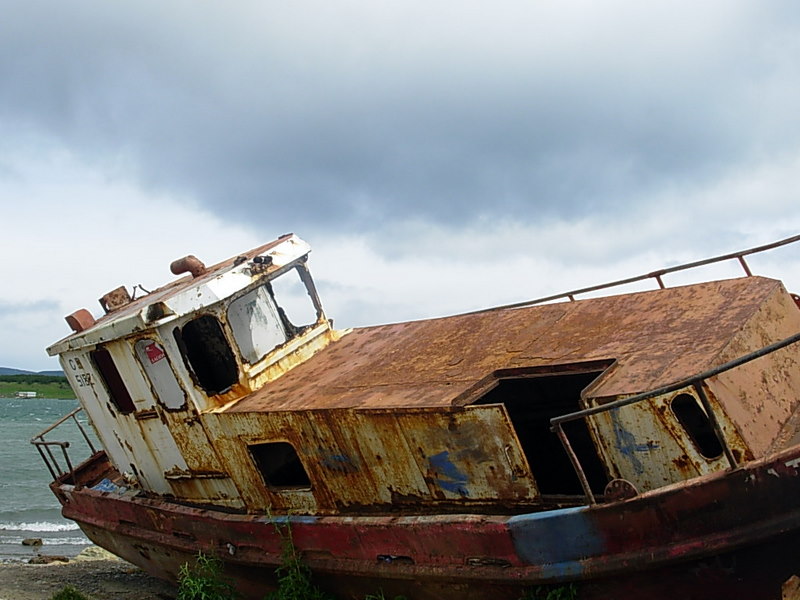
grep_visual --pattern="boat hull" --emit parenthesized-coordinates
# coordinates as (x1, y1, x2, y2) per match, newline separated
(58, 445, 800, 600)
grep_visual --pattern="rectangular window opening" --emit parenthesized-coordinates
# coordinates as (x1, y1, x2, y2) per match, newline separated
(249, 441, 311, 490)
(91, 347, 136, 415)
(174, 315, 239, 395)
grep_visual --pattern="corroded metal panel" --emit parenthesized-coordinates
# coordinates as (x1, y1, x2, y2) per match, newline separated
(57, 444, 800, 600)
(204, 405, 536, 514)
(230, 277, 786, 413)
(392, 407, 536, 503)
(586, 382, 751, 493)
(203, 411, 319, 514)
(708, 284, 800, 456)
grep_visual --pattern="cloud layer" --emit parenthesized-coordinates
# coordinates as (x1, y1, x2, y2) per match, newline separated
(3, 1, 800, 369)
(4, 1, 800, 235)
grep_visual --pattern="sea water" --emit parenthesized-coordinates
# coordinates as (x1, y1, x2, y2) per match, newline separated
(0, 397, 94, 562)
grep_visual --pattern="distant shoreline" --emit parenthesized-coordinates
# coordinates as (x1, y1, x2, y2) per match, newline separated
(0, 375, 76, 399)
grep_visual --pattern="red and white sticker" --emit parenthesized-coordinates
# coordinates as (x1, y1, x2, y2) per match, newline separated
(145, 342, 166, 364)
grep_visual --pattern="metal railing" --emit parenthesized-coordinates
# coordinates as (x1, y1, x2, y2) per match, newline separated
(550, 331, 800, 504)
(31, 407, 97, 483)
(476, 233, 800, 313)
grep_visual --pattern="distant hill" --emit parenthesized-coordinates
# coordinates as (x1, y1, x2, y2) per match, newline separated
(0, 367, 65, 377)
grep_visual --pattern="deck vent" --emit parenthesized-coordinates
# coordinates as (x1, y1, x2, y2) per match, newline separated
(65, 309, 96, 333)
(99, 286, 132, 314)
(170, 255, 206, 278)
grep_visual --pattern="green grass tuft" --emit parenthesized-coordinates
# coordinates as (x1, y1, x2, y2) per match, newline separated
(177, 552, 238, 600)
(264, 524, 336, 600)
(50, 585, 91, 600)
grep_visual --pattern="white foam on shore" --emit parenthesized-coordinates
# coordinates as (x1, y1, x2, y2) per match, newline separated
(0, 536, 89, 545)
(0, 521, 80, 532)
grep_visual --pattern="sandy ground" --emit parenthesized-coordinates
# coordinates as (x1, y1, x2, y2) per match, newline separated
(0, 548, 177, 600)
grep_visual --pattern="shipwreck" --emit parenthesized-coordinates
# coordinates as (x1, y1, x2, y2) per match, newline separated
(33, 233, 800, 599)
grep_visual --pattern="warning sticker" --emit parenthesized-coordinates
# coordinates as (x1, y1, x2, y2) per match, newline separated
(145, 342, 166, 364)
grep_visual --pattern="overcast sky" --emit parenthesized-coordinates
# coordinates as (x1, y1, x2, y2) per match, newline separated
(2, 0, 800, 371)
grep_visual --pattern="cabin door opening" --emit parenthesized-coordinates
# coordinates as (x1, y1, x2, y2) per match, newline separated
(475, 370, 608, 496)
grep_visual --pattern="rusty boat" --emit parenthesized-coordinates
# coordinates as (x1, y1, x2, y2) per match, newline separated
(33, 233, 800, 599)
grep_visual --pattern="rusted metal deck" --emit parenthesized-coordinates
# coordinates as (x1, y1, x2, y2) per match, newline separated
(229, 276, 787, 412)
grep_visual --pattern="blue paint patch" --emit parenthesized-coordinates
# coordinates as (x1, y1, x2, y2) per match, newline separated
(321, 453, 358, 474)
(259, 514, 319, 526)
(428, 451, 470, 496)
(91, 478, 127, 494)
(287, 515, 318, 525)
(610, 408, 658, 475)
(509, 506, 604, 572)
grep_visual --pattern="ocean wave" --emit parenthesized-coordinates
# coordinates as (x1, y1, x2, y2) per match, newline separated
(0, 536, 89, 546)
(0, 521, 80, 532)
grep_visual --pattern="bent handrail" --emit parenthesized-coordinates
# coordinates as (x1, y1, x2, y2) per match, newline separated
(31, 406, 97, 483)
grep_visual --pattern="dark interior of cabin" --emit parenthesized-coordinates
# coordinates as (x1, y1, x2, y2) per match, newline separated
(174, 316, 239, 395)
(475, 370, 609, 496)
(249, 441, 311, 489)
(91, 347, 136, 415)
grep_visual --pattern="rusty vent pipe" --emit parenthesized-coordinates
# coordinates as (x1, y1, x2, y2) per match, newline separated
(65, 309, 96, 333)
(170, 255, 206, 278)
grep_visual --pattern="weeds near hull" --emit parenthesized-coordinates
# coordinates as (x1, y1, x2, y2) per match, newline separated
(177, 552, 238, 600)
(264, 522, 335, 600)
(520, 583, 578, 600)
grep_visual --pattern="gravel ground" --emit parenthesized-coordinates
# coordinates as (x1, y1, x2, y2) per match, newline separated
(0, 548, 177, 600)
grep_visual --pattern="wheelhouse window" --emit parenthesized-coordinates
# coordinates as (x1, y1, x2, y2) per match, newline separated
(227, 266, 321, 364)
(249, 441, 311, 490)
(227, 286, 288, 364)
(134, 339, 187, 409)
(269, 267, 319, 335)
(174, 315, 238, 395)
(91, 347, 135, 415)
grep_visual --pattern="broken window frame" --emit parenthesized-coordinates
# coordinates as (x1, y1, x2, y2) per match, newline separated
(90, 346, 136, 415)
(248, 441, 312, 491)
(226, 262, 325, 365)
(227, 285, 289, 365)
(173, 314, 239, 396)
(267, 263, 324, 336)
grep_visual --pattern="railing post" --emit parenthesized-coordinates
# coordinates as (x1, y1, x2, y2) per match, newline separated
(34, 443, 59, 481)
(738, 256, 753, 276)
(71, 413, 97, 455)
(553, 423, 596, 505)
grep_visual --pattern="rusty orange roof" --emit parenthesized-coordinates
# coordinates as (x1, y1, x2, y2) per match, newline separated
(229, 276, 787, 412)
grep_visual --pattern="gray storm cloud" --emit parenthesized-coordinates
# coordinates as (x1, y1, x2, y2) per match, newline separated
(2, 0, 800, 239)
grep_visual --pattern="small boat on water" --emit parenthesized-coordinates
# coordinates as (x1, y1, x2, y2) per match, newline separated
(32, 233, 800, 599)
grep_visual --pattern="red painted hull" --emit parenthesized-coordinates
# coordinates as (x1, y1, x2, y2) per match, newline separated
(57, 446, 800, 600)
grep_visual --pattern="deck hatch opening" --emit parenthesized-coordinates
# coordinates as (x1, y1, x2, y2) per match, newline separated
(474, 369, 609, 495)
(90, 347, 135, 415)
(249, 441, 311, 490)
(671, 393, 724, 459)
(175, 315, 238, 395)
